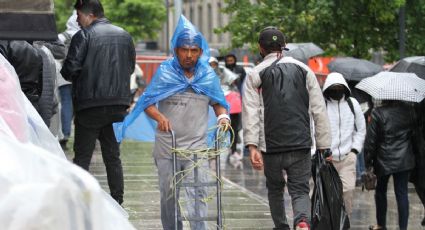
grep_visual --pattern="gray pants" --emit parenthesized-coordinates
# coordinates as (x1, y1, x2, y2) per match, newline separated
(155, 157, 209, 230)
(263, 149, 311, 230)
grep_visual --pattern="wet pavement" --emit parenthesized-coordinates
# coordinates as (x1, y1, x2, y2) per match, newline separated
(65, 141, 425, 229)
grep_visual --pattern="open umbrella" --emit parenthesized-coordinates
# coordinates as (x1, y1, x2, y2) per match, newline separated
(0, 0, 57, 40)
(283, 42, 324, 64)
(355, 72, 425, 103)
(327, 57, 383, 82)
(390, 56, 425, 80)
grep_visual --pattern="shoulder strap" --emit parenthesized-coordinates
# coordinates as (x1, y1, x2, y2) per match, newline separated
(347, 97, 357, 131)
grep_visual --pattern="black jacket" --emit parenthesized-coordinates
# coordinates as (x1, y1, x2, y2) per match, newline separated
(259, 61, 311, 153)
(364, 103, 416, 177)
(0, 40, 43, 107)
(61, 18, 135, 111)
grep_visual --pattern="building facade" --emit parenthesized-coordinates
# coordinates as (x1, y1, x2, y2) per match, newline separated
(158, 0, 231, 52)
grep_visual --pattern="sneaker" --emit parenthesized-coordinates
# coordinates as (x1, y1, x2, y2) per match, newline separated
(295, 221, 310, 230)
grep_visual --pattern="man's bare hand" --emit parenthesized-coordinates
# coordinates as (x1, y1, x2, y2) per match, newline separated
(157, 114, 171, 132)
(218, 118, 231, 132)
(249, 145, 263, 170)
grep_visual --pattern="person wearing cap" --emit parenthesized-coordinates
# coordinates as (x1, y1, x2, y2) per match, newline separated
(61, 0, 135, 205)
(322, 72, 366, 219)
(242, 27, 331, 230)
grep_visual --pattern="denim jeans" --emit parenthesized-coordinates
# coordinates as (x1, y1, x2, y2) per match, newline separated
(155, 157, 209, 230)
(375, 170, 410, 230)
(356, 151, 366, 181)
(262, 149, 311, 230)
(59, 85, 73, 138)
(73, 105, 127, 204)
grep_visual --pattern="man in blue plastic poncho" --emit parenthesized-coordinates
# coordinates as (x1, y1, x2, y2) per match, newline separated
(115, 15, 229, 229)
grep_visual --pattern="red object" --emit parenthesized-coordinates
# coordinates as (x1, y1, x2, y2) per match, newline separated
(136, 55, 169, 84)
(308, 57, 335, 87)
(225, 92, 242, 114)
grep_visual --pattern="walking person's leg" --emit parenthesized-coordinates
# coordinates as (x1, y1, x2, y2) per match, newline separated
(283, 150, 311, 228)
(392, 171, 410, 230)
(263, 154, 290, 230)
(59, 85, 73, 142)
(73, 114, 98, 171)
(155, 157, 183, 230)
(182, 158, 209, 230)
(375, 174, 390, 229)
(333, 152, 357, 217)
(98, 123, 124, 204)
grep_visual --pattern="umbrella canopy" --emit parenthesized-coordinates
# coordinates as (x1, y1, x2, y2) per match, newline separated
(0, 0, 57, 41)
(390, 56, 425, 80)
(355, 72, 425, 103)
(283, 42, 324, 64)
(327, 57, 383, 82)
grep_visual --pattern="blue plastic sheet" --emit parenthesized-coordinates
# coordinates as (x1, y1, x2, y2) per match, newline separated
(114, 15, 229, 142)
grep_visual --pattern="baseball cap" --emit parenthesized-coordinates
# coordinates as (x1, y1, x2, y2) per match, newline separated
(258, 26, 287, 50)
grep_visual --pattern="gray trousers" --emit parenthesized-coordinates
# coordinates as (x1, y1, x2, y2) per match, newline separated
(262, 149, 311, 230)
(155, 157, 209, 230)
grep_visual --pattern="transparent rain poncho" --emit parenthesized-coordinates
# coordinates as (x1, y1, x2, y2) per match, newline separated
(0, 54, 64, 157)
(114, 15, 229, 142)
(0, 53, 134, 230)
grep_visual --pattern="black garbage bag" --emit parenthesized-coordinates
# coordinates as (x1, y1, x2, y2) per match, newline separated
(311, 151, 350, 230)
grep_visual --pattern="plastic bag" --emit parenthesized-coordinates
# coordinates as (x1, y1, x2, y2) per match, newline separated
(311, 151, 350, 230)
(0, 54, 64, 157)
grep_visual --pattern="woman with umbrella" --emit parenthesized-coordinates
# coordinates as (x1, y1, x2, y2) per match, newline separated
(358, 72, 425, 230)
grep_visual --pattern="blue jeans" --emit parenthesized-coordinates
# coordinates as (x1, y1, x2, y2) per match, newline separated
(375, 170, 410, 230)
(262, 149, 311, 230)
(356, 151, 366, 181)
(59, 85, 73, 138)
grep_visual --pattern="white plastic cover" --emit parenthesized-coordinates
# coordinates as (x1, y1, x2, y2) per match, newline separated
(0, 54, 64, 157)
(0, 55, 135, 230)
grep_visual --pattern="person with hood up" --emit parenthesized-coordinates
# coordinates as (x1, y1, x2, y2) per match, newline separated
(115, 15, 229, 229)
(322, 72, 366, 219)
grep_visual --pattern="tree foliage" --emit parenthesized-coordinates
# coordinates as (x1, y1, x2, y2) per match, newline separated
(218, 0, 423, 61)
(53, 0, 166, 42)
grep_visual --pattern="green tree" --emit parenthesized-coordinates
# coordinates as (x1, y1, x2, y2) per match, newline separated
(53, 0, 166, 42)
(218, 0, 423, 62)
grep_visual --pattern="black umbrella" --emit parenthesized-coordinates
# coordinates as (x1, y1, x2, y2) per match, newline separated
(327, 57, 383, 82)
(283, 43, 324, 64)
(390, 56, 425, 80)
(0, 0, 58, 41)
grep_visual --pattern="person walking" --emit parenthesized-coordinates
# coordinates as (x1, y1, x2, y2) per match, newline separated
(57, 10, 80, 149)
(61, 0, 135, 205)
(224, 53, 246, 161)
(242, 26, 331, 230)
(322, 72, 366, 219)
(364, 100, 417, 230)
(117, 15, 229, 230)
